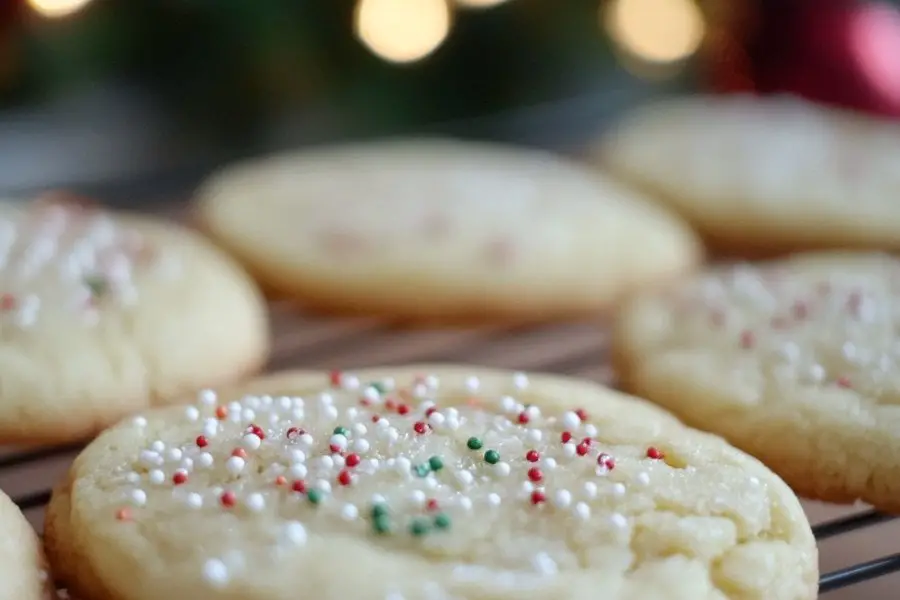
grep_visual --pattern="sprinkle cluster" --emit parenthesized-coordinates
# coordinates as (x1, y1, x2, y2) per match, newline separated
(668, 259, 900, 394)
(0, 199, 175, 327)
(114, 371, 674, 589)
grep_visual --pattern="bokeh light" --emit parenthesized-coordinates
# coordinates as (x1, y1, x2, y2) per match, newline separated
(603, 0, 706, 64)
(27, 0, 94, 19)
(354, 0, 453, 65)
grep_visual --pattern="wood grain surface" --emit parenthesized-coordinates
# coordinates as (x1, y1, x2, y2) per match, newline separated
(0, 206, 894, 599)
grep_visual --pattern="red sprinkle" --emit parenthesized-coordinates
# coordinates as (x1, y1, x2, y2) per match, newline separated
(232, 448, 247, 459)
(576, 443, 590, 456)
(517, 412, 530, 425)
(413, 421, 428, 435)
(525, 450, 540, 462)
(371, 414, 381, 423)
(385, 399, 397, 411)
(345, 453, 361, 468)
(530, 490, 546, 505)
(0, 294, 16, 311)
(597, 453, 615, 470)
(329, 370, 343, 387)
(426, 499, 440, 511)
(220, 491, 236, 507)
(397, 404, 410, 416)
(337, 470, 353, 486)
(329, 444, 343, 454)
(291, 480, 307, 493)
(286, 427, 304, 440)
(575, 408, 588, 422)
(560, 431, 573, 443)
(527, 467, 543, 482)
(275, 475, 287, 486)
(248, 424, 265, 440)
(647, 447, 664, 460)
(115, 507, 132, 521)
(425, 406, 438, 417)
(195, 435, 208, 448)
(215, 406, 228, 420)
(172, 471, 188, 485)
(836, 376, 852, 388)
(739, 330, 755, 349)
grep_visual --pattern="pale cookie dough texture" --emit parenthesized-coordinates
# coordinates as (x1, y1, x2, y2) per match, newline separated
(0, 489, 54, 600)
(0, 197, 269, 444)
(614, 252, 900, 512)
(194, 139, 702, 321)
(595, 94, 900, 253)
(46, 366, 816, 600)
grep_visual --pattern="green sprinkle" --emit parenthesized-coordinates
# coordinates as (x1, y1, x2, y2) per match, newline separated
(373, 514, 391, 534)
(306, 489, 323, 505)
(84, 275, 107, 297)
(370, 381, 388, 394)
(484, 450, 500, 464)
(466, 437, 483, 450)
(433, 513, 451, 530)
(410, 519, 430, 537)
(371, 503, 389, 519)
(427, 456, 444, 471)
(414, 464, 431, 478)
(333, 426, 350, 437)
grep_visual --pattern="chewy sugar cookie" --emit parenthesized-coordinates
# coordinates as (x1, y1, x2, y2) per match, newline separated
(595, 95, 900, 254)
(194, 139, 702, 321)
(0, 489, 53, 600)
(0, 195, 269, 444)
(46, 366, 816, 600)
(614, 252, 900, 511)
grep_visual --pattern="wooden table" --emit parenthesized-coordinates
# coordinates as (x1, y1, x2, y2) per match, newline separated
(0, 206, 895, 599)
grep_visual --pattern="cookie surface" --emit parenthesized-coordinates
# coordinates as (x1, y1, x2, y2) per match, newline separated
(0, 489, 53, 600)
(0, 196, 269, 444)
(46, 366, 816, 600)
(194, 139, 702, 321)
(614, 252, 900, 512)
(595, 95, 900, 254)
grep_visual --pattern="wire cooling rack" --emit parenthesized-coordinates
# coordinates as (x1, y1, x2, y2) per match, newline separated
(5, 444, 898, 597)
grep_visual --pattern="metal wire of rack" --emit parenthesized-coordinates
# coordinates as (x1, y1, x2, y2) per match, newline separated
(3, 444, 898, 597)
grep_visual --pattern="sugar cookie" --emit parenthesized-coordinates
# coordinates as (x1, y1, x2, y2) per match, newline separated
(595, 95, 900, 254)
(0, 489, 53, 600)
(0, 195, 269, 444)
(614, 252, 900, 511)
(45, 366, 816, 600)
(194, 139, 702, 322)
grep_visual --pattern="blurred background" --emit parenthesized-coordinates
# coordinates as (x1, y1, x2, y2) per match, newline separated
(1, 0, 899, 200)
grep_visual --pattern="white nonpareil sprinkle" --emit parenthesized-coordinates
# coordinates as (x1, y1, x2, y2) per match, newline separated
(202, 559, 230, 588)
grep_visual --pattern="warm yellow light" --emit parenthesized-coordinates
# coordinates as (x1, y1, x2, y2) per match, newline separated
(354, 0, 453, 65)
(604, 0, 706, 64)
(27, 0, 93, 18)
(455, 0, 511, 8)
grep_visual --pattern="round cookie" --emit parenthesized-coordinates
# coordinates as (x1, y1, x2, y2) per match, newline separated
(613, 251, 900, 512)
(0, 195, 269, 444)
(594, 94, 900, 255)
(46, 366, 816, 600)
(0, 489, 54, 600)
(194, 138, 702, 322)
